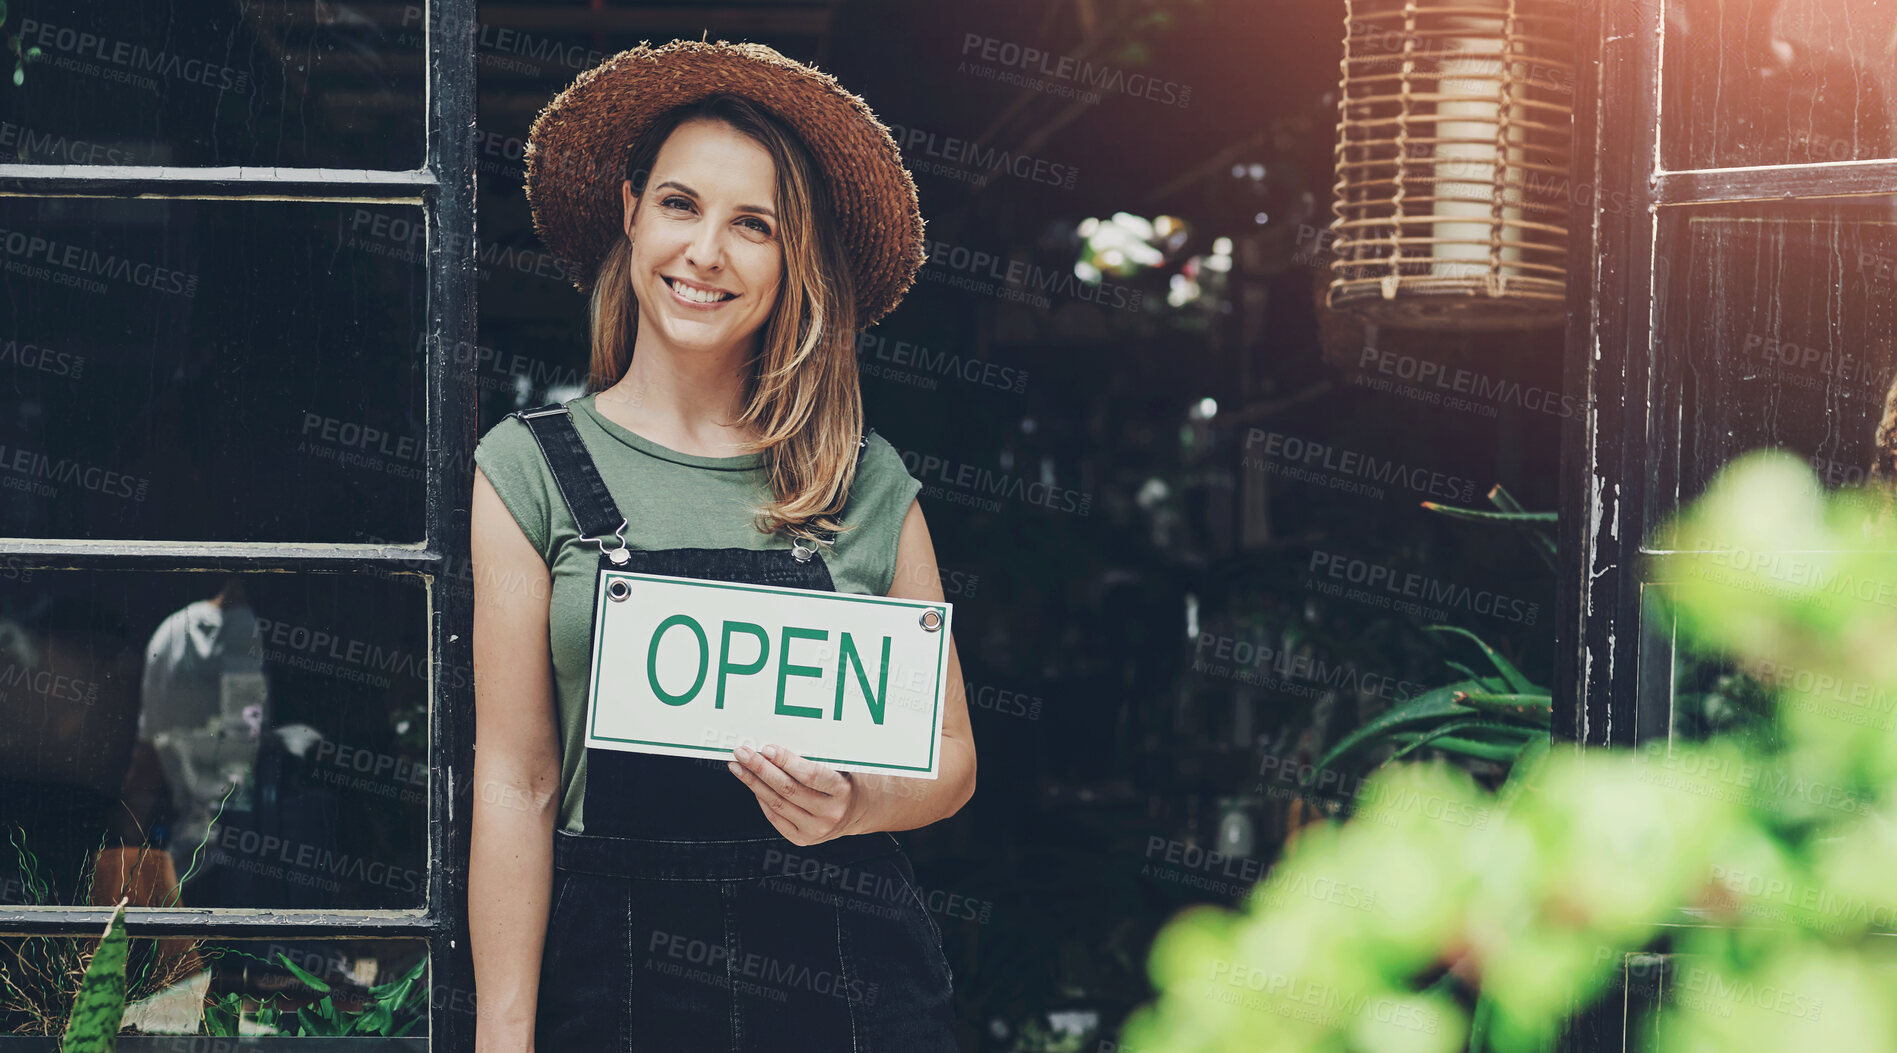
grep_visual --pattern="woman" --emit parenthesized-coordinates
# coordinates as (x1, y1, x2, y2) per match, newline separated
(467, 40, 974, 1053)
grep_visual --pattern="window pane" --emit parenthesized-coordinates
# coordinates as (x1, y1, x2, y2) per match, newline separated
(0, 937, 433, 1040)
(0, 571, 428, 911)
(0, 0, 423, 170)
(1645, 198, 1897, 547)
(0, 198, 426, 543)
(1662, 0, 1897, 169)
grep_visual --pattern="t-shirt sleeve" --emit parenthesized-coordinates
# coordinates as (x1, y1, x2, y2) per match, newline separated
(848, 431, 925, 596)
(473, 415, 555, 564)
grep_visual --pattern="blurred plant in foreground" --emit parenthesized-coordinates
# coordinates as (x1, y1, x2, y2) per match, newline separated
(1122, 450, 1897, 1052)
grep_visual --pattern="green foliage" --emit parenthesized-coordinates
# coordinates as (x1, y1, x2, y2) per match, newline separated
(1310, 486, 1557, 786)
(200, 950, 428, 1037)
(1314, 677, 1504, 772)
(2, 790, 233, 1036)
(58, 900, 129, 1053)
(1123, 450, 1897, 1052)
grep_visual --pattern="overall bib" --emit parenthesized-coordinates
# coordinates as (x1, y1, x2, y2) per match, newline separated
(508, 403, 959, 1053)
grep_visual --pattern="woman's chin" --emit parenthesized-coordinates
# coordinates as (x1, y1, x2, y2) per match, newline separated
(652, 319, 758, 356)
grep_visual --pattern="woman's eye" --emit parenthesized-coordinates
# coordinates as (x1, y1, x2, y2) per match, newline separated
(740, 218, 772, 235)
(660, 196, 693, 211)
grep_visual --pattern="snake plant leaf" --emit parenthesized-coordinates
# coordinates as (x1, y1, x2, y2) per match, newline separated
(1310, 678, 1504, 778)
(1424, 625, 1540, 694)
(1451, 691, 1553, 726)
(61, 897, 130, 1053)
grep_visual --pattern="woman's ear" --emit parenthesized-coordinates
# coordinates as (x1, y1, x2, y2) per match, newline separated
(620, 178, 637, 241)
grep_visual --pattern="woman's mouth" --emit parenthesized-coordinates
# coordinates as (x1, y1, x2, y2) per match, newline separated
(664, 276, 738, 308)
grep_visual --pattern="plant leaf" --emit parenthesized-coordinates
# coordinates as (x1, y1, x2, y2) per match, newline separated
(296, 1005, 322, 1035)
(1497, 733, 1553, 811)
(1403, 734, 1525, 763)
(1468, 985, 1497, 1053)
(1451, 691, 1553, 727)
(60, 897, 130, 1053)
(1420, 503, 1558, 525)
(1310, 679, 1499, 778)
(1487, 484, 1527, 513)
(202, 989, 244, 1037)
(276, 952, 332, 994)
(1374, 719, 1533, 771)
(1487, 484, 1560, 571)
(1424, 625, 1539, 694)
(1442, 659, 1483, 682)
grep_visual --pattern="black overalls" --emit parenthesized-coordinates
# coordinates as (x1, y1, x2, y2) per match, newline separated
(507, 403, 959, 1053)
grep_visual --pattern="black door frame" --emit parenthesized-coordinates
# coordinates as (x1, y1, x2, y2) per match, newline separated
(1556, 1, 1897, 1048)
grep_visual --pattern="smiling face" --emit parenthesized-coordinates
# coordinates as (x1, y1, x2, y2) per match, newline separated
(620, 118, 784, 361)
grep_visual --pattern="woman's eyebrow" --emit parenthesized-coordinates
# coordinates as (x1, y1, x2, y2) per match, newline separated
(654, 180, 776, 219)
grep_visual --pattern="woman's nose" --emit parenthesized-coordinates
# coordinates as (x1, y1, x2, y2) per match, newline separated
(686, 224, 725, 270)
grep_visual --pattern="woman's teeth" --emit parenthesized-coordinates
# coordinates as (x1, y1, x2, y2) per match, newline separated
(669, 279, 731, 304)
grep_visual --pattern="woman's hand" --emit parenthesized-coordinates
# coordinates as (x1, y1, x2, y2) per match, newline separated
(728, 744, 864, 845)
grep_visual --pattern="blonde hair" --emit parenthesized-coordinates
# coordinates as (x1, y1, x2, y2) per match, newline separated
(588, 94, 865, 547)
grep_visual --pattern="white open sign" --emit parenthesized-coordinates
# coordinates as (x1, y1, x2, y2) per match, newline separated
(585, 571, 952, 779)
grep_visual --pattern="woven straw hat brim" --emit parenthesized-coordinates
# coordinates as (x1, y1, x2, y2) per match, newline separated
(525, 39, 926, 331)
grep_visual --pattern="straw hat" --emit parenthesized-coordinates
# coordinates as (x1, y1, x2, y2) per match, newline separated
(524, 38, 926, 330)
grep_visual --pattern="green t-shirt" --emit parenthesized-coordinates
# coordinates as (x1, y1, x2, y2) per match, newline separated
(472, 393, 923, 834)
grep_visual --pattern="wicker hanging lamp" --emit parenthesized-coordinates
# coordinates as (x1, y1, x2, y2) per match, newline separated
(1327, 0, 1576, 330)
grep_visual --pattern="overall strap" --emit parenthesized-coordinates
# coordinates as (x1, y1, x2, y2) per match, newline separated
(509, 404, 628, 555)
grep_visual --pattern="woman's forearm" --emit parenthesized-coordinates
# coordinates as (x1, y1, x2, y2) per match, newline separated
(469, 762, 559, 1052)
(845, 733, 976, 835)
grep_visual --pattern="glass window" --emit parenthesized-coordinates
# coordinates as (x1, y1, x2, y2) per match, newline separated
(0, 198, 428, 543)
(0, 571, 430, 911)
(0, 936, 433, 1039)
(0, 0, 426, 170)
(1645, 197, 1897, 544)
(1661, 0, 1897, 169)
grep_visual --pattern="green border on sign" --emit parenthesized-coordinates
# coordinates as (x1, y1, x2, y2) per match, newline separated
(585, 570, 950, 773)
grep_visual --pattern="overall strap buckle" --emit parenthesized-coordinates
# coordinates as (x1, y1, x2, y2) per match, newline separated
(509, 402, 632, 557)
(794, 426, 877, 557)
(579, 517, 633, 565)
